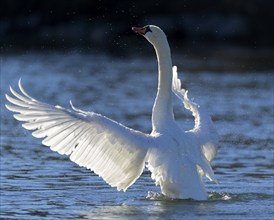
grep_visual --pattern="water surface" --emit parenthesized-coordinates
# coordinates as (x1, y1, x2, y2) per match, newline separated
(1, 52, 273, 219)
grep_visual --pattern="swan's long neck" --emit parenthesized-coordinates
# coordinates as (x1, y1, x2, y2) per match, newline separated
(151, 37, 174, 132)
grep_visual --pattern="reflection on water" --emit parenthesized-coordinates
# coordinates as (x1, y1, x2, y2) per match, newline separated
(78, 192, 233, 220)
(1, 52, 273, 219)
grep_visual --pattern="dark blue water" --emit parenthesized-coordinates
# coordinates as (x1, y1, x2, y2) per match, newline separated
(1, 52, 273, 219)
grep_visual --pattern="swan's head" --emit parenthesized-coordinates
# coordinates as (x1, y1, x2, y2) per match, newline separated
(132, 25, 167, 46)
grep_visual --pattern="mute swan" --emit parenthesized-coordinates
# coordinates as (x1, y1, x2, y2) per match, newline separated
(5, 25, 218, 200)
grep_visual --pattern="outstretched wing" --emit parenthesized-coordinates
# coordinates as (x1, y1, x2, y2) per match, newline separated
(172, 66, 218, 163)
(6, 80, 152, 191)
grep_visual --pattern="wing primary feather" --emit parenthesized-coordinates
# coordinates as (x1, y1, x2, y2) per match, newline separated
(31, 120, 76, 138)
(6, 94, 40, 109)
(81, 135, 105, 167)
(13, 113, 66, 122)
(22, 117, 69, 130)
(43, 121, 81, 147)
(24, 117, 73, 131)
(51, 122, 88, 154)
(59, 123, 91, 155)
(6, 81, 150, 192)
(74, 134, 102, 167)
(18, 79, 37, 100)
(69, 128, 95, 162)
(9, 86, 36, 104)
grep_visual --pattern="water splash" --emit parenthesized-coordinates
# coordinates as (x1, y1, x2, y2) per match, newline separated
(146, 191, 167, 200)
(146, 191, 233, 202)
(208, 192, 232, 201)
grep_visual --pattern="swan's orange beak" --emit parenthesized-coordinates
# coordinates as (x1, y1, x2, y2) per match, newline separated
(132, 27, 146, 35)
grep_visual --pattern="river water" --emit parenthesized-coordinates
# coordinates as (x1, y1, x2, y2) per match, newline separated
(1, 52, 273, 219)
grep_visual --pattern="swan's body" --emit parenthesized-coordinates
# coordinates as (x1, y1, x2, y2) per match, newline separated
(6, 25, 218, 200)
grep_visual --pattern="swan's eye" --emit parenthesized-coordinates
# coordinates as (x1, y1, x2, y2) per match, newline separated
(145, 26, 152, 34)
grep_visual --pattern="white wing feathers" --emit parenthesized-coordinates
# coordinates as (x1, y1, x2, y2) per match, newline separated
(6, 80, 151, 191)
(172, 66, 218, 181)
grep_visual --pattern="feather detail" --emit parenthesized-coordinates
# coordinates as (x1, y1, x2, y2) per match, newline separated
(6, 80, 152, 191)
(172, 66, 218, 182)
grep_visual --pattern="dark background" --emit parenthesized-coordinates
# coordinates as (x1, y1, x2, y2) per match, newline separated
(1, 0, 274, 56)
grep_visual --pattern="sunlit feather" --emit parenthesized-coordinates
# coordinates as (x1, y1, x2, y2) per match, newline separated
(6, 25, 218, 200)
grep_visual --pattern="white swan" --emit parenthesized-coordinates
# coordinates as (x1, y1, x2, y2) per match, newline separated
(5, 25, 218, 200)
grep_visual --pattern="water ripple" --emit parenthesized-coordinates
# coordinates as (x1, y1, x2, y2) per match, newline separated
(1, 52, 273, 220)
